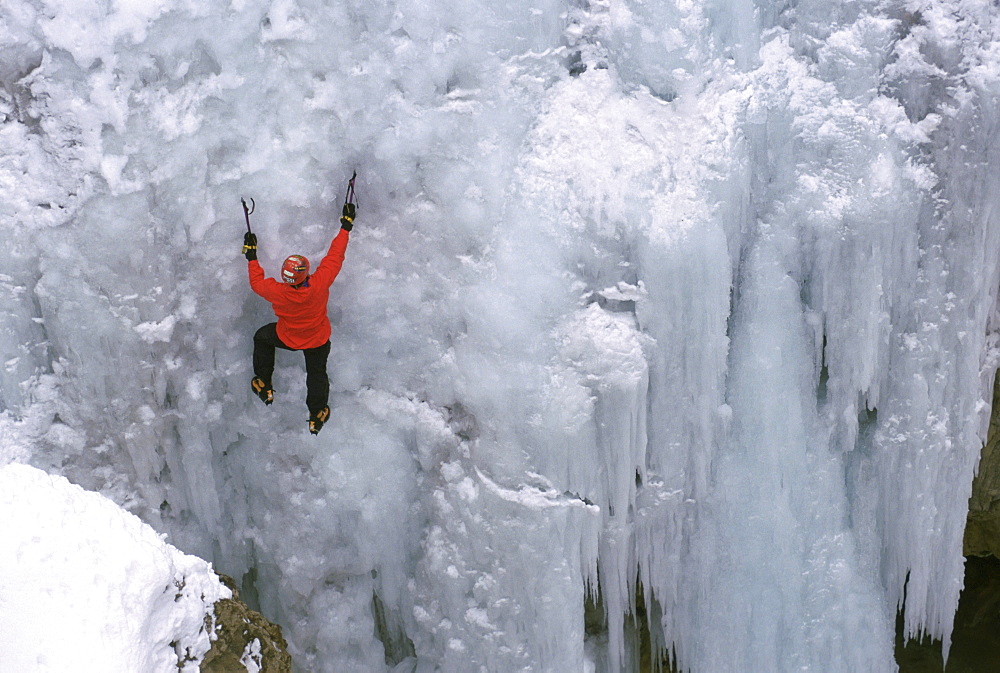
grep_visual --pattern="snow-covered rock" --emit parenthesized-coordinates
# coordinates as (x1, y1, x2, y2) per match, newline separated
(0, 463, 230, 672)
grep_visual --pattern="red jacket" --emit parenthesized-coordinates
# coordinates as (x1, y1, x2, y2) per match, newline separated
(249, 229, 350, 349)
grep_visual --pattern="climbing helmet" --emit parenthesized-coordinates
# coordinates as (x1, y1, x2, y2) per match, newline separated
(281, 255, 309, 284)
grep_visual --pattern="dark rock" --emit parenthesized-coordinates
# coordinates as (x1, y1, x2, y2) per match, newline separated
(896, 556, 1000, 672)
(897, 373, 1000, 671)
(965, 375, 1000, 558)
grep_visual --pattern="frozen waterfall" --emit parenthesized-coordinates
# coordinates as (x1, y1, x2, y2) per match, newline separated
(2, 0, 1000, 671)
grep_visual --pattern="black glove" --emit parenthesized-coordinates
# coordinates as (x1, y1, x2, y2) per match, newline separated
(340, 203, 355, 231)
(243, 232, 258, 261)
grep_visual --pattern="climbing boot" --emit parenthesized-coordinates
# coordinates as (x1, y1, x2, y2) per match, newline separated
(309, 406, 330, 435)
(251, 377, 273, 405)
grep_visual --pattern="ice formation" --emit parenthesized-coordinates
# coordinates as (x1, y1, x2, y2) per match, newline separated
(0, 463, 229, 671)
(2, 0, 1000, 671)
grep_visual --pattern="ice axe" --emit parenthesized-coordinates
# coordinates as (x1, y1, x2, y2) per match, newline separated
(341, 172, 357, 229)
(240, 197, 257, 260)
(241, 197, 255, 234)
(344, 171, 357, 209)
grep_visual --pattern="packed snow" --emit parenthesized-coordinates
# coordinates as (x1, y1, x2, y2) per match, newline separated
(2, 0, 1000, 672)
(0, 462, 229, 672)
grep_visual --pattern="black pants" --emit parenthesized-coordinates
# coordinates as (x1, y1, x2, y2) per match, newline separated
(253, 323, 331, 415)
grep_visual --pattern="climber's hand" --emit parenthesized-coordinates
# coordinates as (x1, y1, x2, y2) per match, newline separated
(243, 232, 258, 261)
(340, 203, 355, 231)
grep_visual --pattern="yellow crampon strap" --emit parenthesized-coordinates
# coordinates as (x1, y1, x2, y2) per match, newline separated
(309, 406, 330, 434)
(251, 377, 273, 404)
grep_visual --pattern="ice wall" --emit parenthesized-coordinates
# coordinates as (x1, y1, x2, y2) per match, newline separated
(2, 0, 1000, 671)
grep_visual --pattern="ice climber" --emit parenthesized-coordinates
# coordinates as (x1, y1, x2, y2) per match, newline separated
(242, 201, 355, 435)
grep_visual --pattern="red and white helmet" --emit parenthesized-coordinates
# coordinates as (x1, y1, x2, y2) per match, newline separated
(281, 255, 309, 284)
